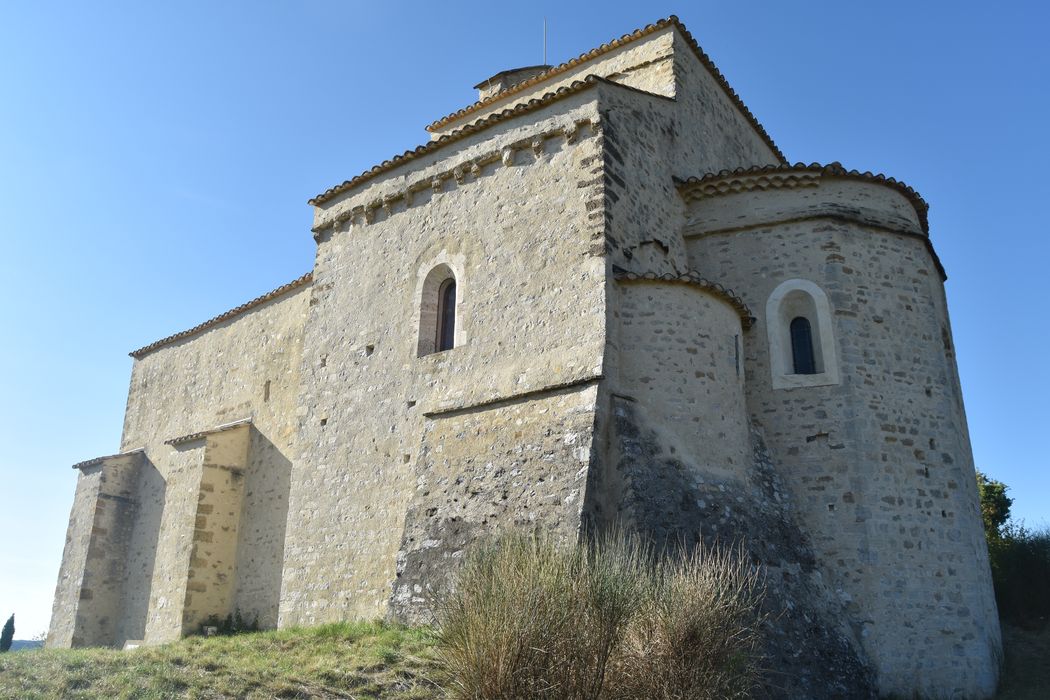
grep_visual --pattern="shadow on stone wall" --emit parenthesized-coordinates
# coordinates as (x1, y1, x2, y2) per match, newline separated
(117, 455, 165, 645)
(584, 397, 876, 699)
(235, 427, 292, 629)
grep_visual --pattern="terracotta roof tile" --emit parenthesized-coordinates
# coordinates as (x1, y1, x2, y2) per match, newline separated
(72, 449, 144, 470)
(426, 16, 785, 163)
(165, 418, 252, 446)
(675, 162, 930, 234)
(613, 266, 755, 329)
(129, 273, 312, 359)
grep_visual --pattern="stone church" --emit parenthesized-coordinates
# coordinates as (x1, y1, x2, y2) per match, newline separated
(48, 16, 1001, 698)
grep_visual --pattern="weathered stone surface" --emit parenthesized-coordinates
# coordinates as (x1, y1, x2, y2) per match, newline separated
(48, 16, 999, 699)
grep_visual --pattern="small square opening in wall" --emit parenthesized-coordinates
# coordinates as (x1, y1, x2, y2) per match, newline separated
(320, 418, 328, 427)
(403, 454, 411, 464)
(365, 345, 375, 356)
(407, 400, 416, 408)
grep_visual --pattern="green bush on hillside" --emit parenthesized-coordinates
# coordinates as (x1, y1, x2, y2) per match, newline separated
(988, 522, 1050, 627)
(976, 471, 1050, 628)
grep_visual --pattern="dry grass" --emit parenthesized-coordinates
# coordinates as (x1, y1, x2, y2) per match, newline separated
(1, 592, 1044, 698)
(0, 621, 440, 700)
(433, 531, 765, 700)
(606, 546, 764, 699)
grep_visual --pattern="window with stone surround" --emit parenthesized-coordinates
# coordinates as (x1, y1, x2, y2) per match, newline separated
(417, 264, 459, 356)
(766, 279, 840, 389)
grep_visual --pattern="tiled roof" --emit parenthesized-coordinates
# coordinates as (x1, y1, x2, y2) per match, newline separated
(675, 162, 930, 234)
(72, 449, 144, 470)
(308, 75, 617, 207)
(165, 418, 252, 446)
(129, 273, 312, 359)
(613, 266, 754, 329)
(425, 16, 785, 163)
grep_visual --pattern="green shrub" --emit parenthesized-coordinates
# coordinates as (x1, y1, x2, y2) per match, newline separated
(434, 531, 764, 700)
(974, 470, 1050, 629)
(198, 608, 260, 637)
(988, 523, 1050, 628)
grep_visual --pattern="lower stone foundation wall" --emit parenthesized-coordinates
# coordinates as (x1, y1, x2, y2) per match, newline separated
(390, 383, 599, 622)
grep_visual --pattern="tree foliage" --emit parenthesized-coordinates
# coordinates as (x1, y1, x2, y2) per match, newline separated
(0, 615, 13, 653)
(976, 470, 1013, 539)
(976, 471, 1049, 628)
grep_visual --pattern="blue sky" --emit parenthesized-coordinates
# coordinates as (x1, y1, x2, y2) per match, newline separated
(1, 2, 1047, 636)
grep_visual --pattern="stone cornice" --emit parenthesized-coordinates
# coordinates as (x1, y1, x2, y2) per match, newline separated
(425, 16, 786, 164)
(423, 375, 602, 419)
(676, 162, 930, 234)
(310, 118, 599, 237)
(129, 273, 312, 359)
(308, 76, 623, 208)
(613, 266, 755, 329)
(165, 418, 252, 447)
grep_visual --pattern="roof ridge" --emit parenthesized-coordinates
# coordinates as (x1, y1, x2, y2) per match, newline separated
(676, 161, 929, 233)
(129, 272, 313, 359)
(424, 16, 785, 163)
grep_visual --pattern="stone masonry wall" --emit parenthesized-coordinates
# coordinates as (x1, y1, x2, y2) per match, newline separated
(392, 383, 599, 622)
(47, 453, 142, 648)
(180, 424, 250, 635)
(283, 92, 608, 626)
(612, 281, 750, 487)
(49, 466, 106, 647)
(669, 29, 781, 175)
(597, 88, 686, 275)
(585, 282, 875, 697)
(429, 27, 677, 139)
(115, 283, 309, 645)
(684, 202, 1000, 696)
(139, 443, 200, 643)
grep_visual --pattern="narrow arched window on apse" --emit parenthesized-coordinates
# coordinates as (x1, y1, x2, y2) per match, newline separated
(765, 279, 840, 389)
(436, 278, 456, 352)
(790, 316, 816, 374)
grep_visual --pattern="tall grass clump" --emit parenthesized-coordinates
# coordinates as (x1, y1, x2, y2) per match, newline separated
(606, 545, 765, 699)
(435, 531, 764, 699)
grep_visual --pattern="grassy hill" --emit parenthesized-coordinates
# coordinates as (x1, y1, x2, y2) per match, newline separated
(1, 620, 1044, 699)
(0, 621, 441, 700)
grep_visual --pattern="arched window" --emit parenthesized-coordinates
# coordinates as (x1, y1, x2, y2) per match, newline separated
(765, 279, 840, 389)
(789, 316, 816, 374)
(417, 263, 460, 356)
(436, 278, 456, 352)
